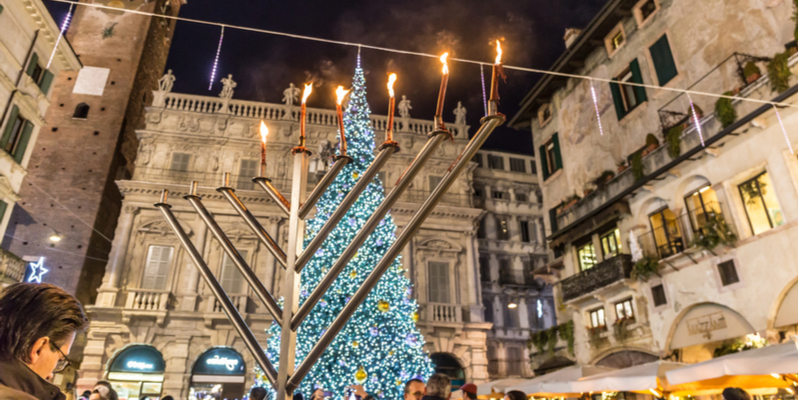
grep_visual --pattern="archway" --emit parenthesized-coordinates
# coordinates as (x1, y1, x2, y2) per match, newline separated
(431, 353, 466, 391)
(769, 278, 798, 330)
(190, 347, 247, 400)
(665, 302, 756, 363)
(106, 345, 165, 400)
(594, 350, 658, 369)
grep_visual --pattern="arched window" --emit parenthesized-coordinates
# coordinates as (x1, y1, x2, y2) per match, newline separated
(430, 353, 465, 391)
(73, 103, 89, 119)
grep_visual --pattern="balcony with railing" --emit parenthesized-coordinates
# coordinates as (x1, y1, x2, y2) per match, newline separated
(419, 302, 463, 324)
(122, 289, 173, 324)
(637, 201, 735, 261)
(560, 254, 633, 302)
(156, 91, 469, 138)
(499, 268, 537, 286)
(552, 52, 797, 237)
(0, 248, 25, 285)
(204, 294, 250, 327)
(398, 189, 472, 207)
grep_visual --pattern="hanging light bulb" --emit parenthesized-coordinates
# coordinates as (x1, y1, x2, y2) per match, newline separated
(507, 298, 518, 309)
(49, 231, 63, 242)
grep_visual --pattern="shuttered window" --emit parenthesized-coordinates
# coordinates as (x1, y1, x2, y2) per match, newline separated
(649, 35, 678, 86)
(170, 153, 191, 171)
(221, 250, 248, 294)
(610, 59, 648, 120)
(539, 133, 562, 180)
(509, 158, 526, 172)
(1, 106, 33, 164)
(237, 159, 258, 190)
(427, 262, 451, 303)
(142, 246, 173, 290)
(25, 53, 53, 94)
(488, 154, 505, 170)
(520, 220, 531, 243)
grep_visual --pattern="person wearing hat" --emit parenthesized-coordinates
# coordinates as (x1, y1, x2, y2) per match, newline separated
(460, 384, 477, 400)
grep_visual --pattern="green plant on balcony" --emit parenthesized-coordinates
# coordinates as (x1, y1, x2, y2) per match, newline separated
(593, 170, 616, 190)
(528, 330, 548, 354)
(631, 256, 660, 281)
(587, 325, 606, 349)
(617, 159, 628, 173)
(687, 103, 704, 119)
(767, 51, 792, 93)
(743, 61, 761, 84)
(612, 317, 634, 342)
(558, 320, 575, 356)
(692, 213, 738, 250)
(666, 125, 683, 159)
(631, 151, 644, 181)
(546, 326, 559, 354)
(715, 91, 738, 129)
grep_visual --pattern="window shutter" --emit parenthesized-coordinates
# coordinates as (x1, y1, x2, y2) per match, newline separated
(609, 79, 625, 120)
(549, 208, 558, 234)
(629, 59, 648, 102)
(14, 121, 33, 164)
(0, 200, 8, 223)
(26, 53, 39, 77)
(39, 70, 54, 94)
(1, 106, 20, 150)
(649, 35, 678, 86)
(552, 134, 563, 170)
(538, 145, 549, 180)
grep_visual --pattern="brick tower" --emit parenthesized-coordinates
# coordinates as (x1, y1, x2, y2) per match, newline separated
(3, 0, 183, 306)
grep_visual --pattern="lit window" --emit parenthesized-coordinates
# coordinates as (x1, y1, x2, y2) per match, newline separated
(615, 298, 634, 321)
(618, 68, 644, 112)
(611, 31, 624, 50)
(497, 216, 509, 240)
(649, 208, 683, 258)
(604, 24, 626, 56)
(589, 308, 606, 328)
(685, 185, 722, 233)
(738, 172, 784, 235)
(600, 228, 621, 258)
(577, 242, 597, 271)
(537, 299, 543, 318)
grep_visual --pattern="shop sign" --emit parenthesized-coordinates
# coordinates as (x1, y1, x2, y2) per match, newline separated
(109, 345, 166, 374)
(193, 348, 245, 375)
(687, 311, 727, 338)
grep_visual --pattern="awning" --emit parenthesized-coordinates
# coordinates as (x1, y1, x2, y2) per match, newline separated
(665, 342, 798, 394)
(477, 378, 528, 398)
(509, 365, 616, 397)
(571, 361, 685, 394)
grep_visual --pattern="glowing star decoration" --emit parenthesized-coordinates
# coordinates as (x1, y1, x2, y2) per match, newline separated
(27, 257, 48, 284)
(687, 93, 705, 147)
(590, 82, 604, 136)
(257, 61, 433, 400)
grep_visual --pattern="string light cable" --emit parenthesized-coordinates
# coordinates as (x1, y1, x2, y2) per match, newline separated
(46, 0, 796, 109)
(209, 25, 225, 90)
(46, 2, 74, 69)
(24, 177, 113, 243)
(4, 233, 109, 262)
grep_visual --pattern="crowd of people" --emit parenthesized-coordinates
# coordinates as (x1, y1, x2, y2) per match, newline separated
(0, 283, 761, 400)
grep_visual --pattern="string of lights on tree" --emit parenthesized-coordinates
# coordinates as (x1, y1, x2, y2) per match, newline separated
(252, 59, 433, 400)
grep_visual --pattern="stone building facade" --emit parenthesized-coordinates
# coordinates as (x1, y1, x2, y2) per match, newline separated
(510, 0, 797, 371)
(0, 0, 81, 285)
(472, 150, 553, 379)
(75, 81, 545, 397)
(3, 0, 182, 307)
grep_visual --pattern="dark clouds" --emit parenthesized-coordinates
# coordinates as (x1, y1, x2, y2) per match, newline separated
(46, 0, 608, 154)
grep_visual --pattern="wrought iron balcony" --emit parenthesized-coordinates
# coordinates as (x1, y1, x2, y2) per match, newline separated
(560, 254, 633, 302)
(499, 268, 537, 286)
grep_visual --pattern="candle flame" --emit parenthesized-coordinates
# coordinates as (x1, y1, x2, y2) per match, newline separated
(495, 40, 503, 65)
(301, 83, 313, 104)
(335, 86, 349, 105)
(260, 121, 268, 142)
(439, 53, 449, 75)
(387, 73, 397, 98)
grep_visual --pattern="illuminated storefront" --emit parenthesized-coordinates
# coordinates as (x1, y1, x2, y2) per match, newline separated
(106, 345, 165, 400)
(189, 347, 246, 400)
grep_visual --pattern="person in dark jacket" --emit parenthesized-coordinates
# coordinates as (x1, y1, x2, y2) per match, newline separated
(0, 283, 89, 400)
(421, 373, 451, 400)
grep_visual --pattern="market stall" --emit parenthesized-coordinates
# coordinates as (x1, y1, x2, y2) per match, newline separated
(508, 365, 616, 397)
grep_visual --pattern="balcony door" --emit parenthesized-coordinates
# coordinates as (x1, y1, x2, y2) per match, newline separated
(649, 208, 683, 258)
(428, 261, 451, 304)
(142, 246, 173, 290)
(220, 251, 248, 294)
(684, 185, 721, 233)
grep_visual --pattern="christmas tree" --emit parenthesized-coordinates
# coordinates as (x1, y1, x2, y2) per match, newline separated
(254, 58, 434, 400)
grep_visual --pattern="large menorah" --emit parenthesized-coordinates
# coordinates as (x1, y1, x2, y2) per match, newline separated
(155, 102, 504, 398)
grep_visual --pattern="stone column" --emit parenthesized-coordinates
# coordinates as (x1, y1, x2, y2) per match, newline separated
(484, 212, 498, 240)
(463, 230, 482, 322)
(509, 215, 520, 242)
(96, 205, 138, 307)
(179, 215, 207, 311)
(162, 339, 191, 399)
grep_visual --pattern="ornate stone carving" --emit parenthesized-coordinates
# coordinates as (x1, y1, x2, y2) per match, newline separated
(219, 74, 237, 99)
(158, 69, 175, 92)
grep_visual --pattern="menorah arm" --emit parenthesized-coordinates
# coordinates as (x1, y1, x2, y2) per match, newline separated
(218, 186, 288, 269)
(293, 143, 398, 273)
(291, 130, 450, 331)
(254, 177, 291, 216)
(299, 155, 352, 219)
(286, 114, 505, 393)
(155, 199, 279, 388)
(185, 194, 284, 326)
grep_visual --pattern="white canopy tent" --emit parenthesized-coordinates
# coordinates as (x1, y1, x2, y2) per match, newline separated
(570, 361, 685, 394)
(665, 342, 797, 394)
(508, 365, 616, 396)
(476, 378, 528, 398)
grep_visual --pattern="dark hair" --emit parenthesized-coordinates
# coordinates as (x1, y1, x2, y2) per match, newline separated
(466, 393, 478, 400)
(404, 379, 425, 394)
(722, 388, 751, 400)
(250, 387, 268, 400)
(0, 283, 88, 363)
(426, 373, 451, 399)
(162, 397, 175, 400)
(505, 391, 527, 400)
(93, 381, 118, 400)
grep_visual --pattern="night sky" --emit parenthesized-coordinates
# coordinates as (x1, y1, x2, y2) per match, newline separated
(44, 0, 608, 155)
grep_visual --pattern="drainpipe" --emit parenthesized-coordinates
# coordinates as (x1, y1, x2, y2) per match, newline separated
(0, 29, 40, 132)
